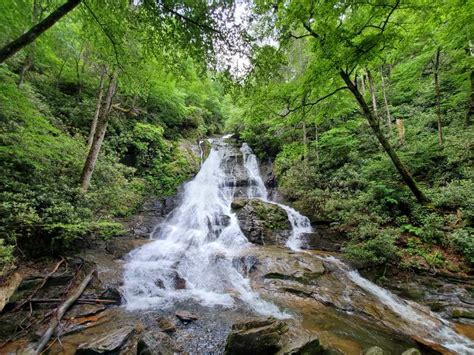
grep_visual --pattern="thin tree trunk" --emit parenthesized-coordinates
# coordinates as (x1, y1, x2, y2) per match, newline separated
(468, 70, 474, 126)
(434, 47, 443, 145)
(380, 68, 392, 132)
(367, 70, 378, 118)
(361, 74, 366, 96)
(56, 56, 68, 86)
(87, 66, 106, 149)
(340, 70, 429, 204)
(302, 96, 308, 162)
(314, 122, 320, 164)
(0, 0, 82, 64)
(18, 0, 42, 88)
(80, 71, 118, 192)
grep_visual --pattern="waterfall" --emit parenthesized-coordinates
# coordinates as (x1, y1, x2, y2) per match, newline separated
(123, 138, 287, 317)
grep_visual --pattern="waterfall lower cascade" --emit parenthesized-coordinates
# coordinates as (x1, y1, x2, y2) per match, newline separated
(123, 137, 474, 354)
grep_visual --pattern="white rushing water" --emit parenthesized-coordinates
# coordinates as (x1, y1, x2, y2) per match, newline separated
(240, 143, 312, 250)
(123, 137, 474, 353)
(123, 138, 286, 317)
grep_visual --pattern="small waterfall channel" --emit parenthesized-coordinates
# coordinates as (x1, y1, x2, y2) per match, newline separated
(123, 136, 474, 354)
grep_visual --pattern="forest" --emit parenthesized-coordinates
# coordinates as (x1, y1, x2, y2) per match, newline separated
(0, 0, 473, 354)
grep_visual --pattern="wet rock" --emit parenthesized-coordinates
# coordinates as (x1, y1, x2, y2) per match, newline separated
(401, 349, 422, 355)
(363, 346, 386, 355)
(67, 304, 106, 318)
(231, 199, 247, 210)
(451, 308, 474, 319)
(100, 287, 122, 303)
(224, 318, 288, 355)
(170, 271, 186, 290)
(76, 326, 135, 354)
(300, 229, 344, 252)
(411, 336, 450, 354)
(285, 338, 328, 354)
(137, 331, 180, 355)
(232, 255, 259, 275)
(232, 198, 291, 246)
(176, 310, 198, 322)
(156, 317, 176, 333)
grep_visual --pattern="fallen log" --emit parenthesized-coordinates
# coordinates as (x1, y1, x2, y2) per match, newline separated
(29, 298, 117, 304)
(33, 269, 95, 354)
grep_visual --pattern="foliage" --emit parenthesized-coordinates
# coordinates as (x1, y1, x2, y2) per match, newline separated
(231, 0, 474, 270)
(0, 0, 234, 266)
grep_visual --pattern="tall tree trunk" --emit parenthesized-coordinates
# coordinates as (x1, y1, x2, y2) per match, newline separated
(367, 70, 378, 118)
(380, 68, 392, 132)
(340, 70, 429, 204)
(18, 0, 42, 88)
(80, 71, 118, 192)
(434, 47, 443, 145)
(87, 66, 106, 149)
(301, 95, 308, 162)
(361, 73, 366, 96)
(314, 122, 320, 164)
(0, 0, 82, 64)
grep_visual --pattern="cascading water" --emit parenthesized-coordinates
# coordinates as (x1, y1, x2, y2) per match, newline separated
(240, 142, 312, 250)
(123, 137, 474, 353)
(123, 137, 286, 317)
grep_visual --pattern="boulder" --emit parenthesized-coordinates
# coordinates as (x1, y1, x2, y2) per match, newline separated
(285, 338, 328, 354)
(137, 331, 180, 355)
(175, 310, 198, 323)
(76, 326, 135, 354)
(156, 317, 176, 333)
(224, 318, 289, 355)
(232, 199, 291, 246)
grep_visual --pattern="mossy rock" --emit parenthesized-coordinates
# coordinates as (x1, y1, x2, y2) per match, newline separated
(232, 198, 291, 245)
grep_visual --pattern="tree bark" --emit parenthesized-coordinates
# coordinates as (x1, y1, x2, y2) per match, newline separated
(80, 71, 118, 192)
(396, 118, 406, 144)
(380, 68, 392, 132)
(434, 47, 443, 145)
(87, 66, 106, 149)
(367, 70, 378, 118)
(340, 70, 429, 204)
(0, 0, 82, 64)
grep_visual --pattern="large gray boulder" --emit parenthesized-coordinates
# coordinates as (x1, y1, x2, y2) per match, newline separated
(231, 198, 291, 245)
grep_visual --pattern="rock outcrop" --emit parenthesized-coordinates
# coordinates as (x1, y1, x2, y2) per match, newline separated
(224, 318, 289, 355)
(232, 198, 291, 245)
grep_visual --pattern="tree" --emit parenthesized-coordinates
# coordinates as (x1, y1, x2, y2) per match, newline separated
(255, 0, 430, 204)
(0, 0, 82, 64)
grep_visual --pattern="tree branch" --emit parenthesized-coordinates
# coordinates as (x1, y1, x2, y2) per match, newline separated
(82, 0, 122, 70)
(277, 86, 349, 117)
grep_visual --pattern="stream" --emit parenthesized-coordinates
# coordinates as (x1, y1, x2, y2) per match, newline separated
(122, 136, 474, 354)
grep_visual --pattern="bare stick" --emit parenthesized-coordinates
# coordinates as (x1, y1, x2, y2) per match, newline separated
(34, 270, 95, 354)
